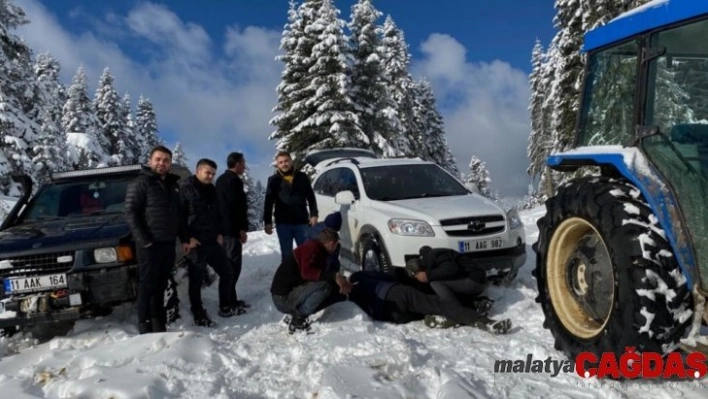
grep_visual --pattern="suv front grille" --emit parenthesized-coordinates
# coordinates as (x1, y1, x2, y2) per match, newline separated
(440, 215, 506, 237)
(0, 251, 75, 279)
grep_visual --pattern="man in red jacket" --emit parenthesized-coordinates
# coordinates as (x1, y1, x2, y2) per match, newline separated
(270, 228, 351, 334)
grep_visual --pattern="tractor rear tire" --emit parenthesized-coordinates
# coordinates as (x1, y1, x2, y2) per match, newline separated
(533, 176, 693, 360)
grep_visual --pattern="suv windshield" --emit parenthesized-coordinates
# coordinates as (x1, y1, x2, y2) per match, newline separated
(20, 177, 134, 223)
(360, 164, 468, 201)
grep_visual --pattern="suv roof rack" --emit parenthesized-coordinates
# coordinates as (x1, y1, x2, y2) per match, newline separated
(325, 157, 362, 167)
(51, 164, 144, 181)
(51, 164, 192, 181)
(304, 147, 377, 167)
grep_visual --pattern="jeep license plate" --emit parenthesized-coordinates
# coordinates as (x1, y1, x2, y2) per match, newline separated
(459, 238, 503, 252)
(3, 273, 67, 294)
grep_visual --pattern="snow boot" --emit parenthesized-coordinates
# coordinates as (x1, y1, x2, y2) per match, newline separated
(473, 316, 511, 335)
(288, 317, 313, 334)
(138, 321, 152, 334)
(151, 317, 167, 333)
(424, 315, 460, 329)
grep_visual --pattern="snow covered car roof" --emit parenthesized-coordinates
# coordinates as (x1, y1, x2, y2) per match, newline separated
(583, 0, 708, 52)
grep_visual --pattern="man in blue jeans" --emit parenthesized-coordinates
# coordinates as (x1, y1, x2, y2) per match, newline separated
(263, 150, 318, 261)
(270, 228, 351, 334)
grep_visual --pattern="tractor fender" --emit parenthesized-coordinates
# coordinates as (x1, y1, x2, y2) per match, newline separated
(547, 147, 700, 292)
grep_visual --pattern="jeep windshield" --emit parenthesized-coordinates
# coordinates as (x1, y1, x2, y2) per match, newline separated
(360, 164, 468, 201)
(18, 177, 134, 224)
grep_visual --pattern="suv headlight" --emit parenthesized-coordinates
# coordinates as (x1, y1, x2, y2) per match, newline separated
(388, 219, 435, 237)
(507, 208, 522, 230)
(94, 247, 117, 263)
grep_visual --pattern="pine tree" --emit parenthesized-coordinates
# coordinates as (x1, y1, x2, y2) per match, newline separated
(172, 142, 187, 167)
(32, 113, 65, 184)
(248, 179, 266, 231)
(62, 65, 105, 168)
(122, 93, 141, 164)
(269, 0, 314, 158)
(527, 39, 549, 181)
(33, 52, 69, 175)
(380, 15, 417, 157)
(94, 67, 128, 165)
(274, 0, 369, 166)
(349, 0, 405, 157)
(411, 79, 459, 176)
(0, 0, 41, 193)
(135, 96, 161, 161)
(466, 155, 492, 197)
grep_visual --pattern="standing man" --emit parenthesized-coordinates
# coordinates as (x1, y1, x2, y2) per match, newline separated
(125, 145, 188, 335)
(180, 158, 238, 327)
(215, 151, 250, 310)
(263, 150, 319, 261)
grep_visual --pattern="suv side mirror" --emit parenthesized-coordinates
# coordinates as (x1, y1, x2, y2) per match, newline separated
(335, 190, 356, 205)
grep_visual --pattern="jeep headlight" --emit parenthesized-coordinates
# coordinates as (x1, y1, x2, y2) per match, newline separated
(507, 208, 522, 230)
(388, 219, 435, 237)
(94, 247, 117, 263)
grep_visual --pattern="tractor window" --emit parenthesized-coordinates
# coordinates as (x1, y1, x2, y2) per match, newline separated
(642, 17, 708, 292)
(577, 40, 639, 147)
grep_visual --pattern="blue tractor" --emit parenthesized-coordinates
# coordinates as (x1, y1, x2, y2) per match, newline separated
(534, 0, 708, 360)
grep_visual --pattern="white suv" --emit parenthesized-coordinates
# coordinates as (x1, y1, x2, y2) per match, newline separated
(306, 148, 527, 283)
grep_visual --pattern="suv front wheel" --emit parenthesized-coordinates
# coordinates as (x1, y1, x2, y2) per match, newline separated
(358, 234, 393, 275)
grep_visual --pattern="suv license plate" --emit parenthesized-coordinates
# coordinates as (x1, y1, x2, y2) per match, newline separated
(459, 238, 503, 252)
(3, 273, 67, 294)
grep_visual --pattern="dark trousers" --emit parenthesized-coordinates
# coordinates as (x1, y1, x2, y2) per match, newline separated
(384, 284, 483, 325)
(272, 281, 336, 320)
(185, 241, 235, 315)
(223, 236, 243, 303)
(136, 241, 176, 325)
(430, 278, 486, 306)
(275, 223, 308, 261)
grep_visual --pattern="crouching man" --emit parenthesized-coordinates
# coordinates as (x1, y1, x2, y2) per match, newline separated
(270, 228, 351, 334)
(347, 270, 511, 334)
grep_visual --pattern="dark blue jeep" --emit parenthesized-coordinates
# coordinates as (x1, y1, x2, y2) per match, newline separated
(0, 164, 189, 340)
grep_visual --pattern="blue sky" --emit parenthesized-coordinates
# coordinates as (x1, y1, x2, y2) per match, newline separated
(15, 0, 557, 197)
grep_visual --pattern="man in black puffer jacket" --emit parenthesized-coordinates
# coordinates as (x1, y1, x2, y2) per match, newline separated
(407, 246, 491, 311)
(125, 145, 189, 334)
(180, 158, 238, 327)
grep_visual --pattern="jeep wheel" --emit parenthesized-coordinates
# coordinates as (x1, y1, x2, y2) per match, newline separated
(359, 235, 393, 275)
(533, 176, 693, 360)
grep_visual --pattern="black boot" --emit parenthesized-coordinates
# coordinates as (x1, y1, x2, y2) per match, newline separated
(151, 318, 166, 333)
(138, 321, 153, 334)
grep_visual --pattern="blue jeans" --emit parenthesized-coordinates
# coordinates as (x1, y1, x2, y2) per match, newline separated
(276, 223, 308, 260)
(271, 281, 332, 319)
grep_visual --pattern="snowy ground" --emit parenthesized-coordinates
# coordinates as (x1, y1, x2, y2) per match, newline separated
(1, 207, 707, 398)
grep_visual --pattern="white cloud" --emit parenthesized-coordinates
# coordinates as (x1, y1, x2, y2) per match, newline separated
(414, 33, 532, 197)
(14, 0, 282, 184)
(13, 1, 532, 197)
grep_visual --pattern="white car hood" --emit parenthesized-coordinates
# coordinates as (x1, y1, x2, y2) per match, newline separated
(370, 194, 505, 225)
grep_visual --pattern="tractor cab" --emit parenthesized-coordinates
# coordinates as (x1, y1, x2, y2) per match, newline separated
(535, 0, 708, 362)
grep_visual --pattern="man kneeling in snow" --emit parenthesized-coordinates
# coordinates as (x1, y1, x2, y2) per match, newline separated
(270, 228, 352, 334)
(347, 270, 511, 334)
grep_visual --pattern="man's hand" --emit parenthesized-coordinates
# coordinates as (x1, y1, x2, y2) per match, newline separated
(265, 224, 273, 235)
(309, 216, 318, 226)
(240, 230, 248, 244)
(217, 234, 224, 246)
(414, 271, 428, 283)
(335, 274, 352, 295)
(189, 237, 201, 249)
